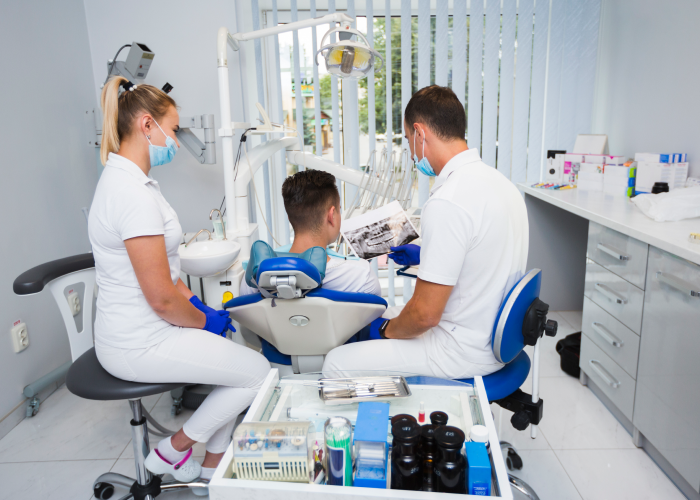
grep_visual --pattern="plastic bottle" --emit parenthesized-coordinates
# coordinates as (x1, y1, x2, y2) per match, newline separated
(390, 421, 423, 491)
(434, 426, 466, 494)
(419, 425, 438, 491)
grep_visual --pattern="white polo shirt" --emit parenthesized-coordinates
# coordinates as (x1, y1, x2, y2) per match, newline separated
(418, 148, 528, 370)
(88, 153, 183, 349)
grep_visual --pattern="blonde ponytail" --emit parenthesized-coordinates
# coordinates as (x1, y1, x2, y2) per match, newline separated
(99, 76, 177, 166)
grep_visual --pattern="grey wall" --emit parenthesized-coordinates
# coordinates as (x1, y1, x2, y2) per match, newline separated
(0, 2, 98, 419)
(592, 0, 700, 177)
(82, 0, 254, 235)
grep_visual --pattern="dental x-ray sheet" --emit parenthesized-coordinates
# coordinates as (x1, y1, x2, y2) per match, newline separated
(341, 200, 419, 260)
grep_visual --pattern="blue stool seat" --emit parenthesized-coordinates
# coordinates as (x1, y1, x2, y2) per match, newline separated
(458, 350, 531, 402)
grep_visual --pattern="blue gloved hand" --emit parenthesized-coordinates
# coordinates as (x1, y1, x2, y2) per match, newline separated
(387, 244, 421, 266)
(202, 308, 236, 337)
(368, 317, 390, 341)
(190, 295, 217, 315)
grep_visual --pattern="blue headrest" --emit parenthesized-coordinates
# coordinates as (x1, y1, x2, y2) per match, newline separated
(245, 240, 327, 288)
(492, 269, 542, 364)
(258, 257, 322, 286)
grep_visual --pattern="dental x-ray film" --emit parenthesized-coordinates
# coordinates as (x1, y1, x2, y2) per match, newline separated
(340, 200, 419, 260)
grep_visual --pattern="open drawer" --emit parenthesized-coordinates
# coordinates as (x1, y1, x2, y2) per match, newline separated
(209, 369, 513, 499)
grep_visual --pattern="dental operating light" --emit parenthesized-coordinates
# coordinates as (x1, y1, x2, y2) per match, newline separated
(316, 24, 384, 79)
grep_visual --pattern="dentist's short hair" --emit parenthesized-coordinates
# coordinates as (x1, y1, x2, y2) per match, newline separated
(405, 85, 466, 141)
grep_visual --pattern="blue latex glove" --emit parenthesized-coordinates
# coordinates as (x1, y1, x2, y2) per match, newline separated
(190, 296, 236, 336)
(203, 309, 234, 337)
(367, 317, 390, 341)
(387, 244, 421, 266)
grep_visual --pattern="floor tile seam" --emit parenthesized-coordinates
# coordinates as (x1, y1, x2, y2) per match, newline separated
(551, 447, 587, 500)
(552, 311, 580, 331)
(0, 458, 118, 465)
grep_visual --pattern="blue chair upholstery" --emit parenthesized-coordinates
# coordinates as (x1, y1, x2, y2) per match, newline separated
(460, 351, 531, 402)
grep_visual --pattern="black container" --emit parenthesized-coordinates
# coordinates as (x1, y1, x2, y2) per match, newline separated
(434, 426, 466, 494)
(391, 421, 423, 491)
(429, 411, 448, 427)
(419, 425, 438, 491)
(652, 182, 669, 194)
(391, 414, 417, 448)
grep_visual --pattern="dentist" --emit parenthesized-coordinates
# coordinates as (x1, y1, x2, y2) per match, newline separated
(323, 86, 529, 380)
(88, 77, 270, 485)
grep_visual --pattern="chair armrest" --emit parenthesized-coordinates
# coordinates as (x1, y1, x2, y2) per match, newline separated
(14, 253, 95, 295)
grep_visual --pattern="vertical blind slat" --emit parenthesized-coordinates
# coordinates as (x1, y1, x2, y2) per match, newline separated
(251, 0, 274, 245)
(311, 0, 323, 158)
(558, 0, 583, 152)
(481, 0, 501, 167)
(417, 0, 431, 206)
(543, 0, 565, 156)
(329, 0, 341, 168)
(467, 0, 484, 151)
(401, 0, 412, 148)
(385, 0, 392, 150)
(510, 0, 534, 184)
(271, 0, 290, 244)
(291, 0, 305, 170)
(496, 0, 517, 177)
(435, 0, 449, 87)
(575, 0, 602, 148)
(526, 0, 551, 183)
(451, 0, 467, 107)
(367, 0, 376, 156)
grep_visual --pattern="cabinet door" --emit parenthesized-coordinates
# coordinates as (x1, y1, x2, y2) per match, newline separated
(633, 247, 700, 490)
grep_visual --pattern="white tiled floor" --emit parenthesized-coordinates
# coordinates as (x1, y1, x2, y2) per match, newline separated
(0, 311, 686, 500)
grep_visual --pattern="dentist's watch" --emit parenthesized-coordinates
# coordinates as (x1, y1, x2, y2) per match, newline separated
(379, 319, 390, 339)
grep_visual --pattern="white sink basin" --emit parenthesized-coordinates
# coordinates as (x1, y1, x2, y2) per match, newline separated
(179, 239, 241, 277)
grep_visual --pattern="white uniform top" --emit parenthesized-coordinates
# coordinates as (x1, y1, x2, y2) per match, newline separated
(418, 148, 528, 368)
(239, 256, 381, 296)
(88, 153, 183, 349)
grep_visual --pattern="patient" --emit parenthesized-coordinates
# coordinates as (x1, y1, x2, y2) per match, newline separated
(239, 169, 381, 296)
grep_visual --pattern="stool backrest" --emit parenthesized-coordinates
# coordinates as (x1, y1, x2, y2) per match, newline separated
(492, 269, 542, 364)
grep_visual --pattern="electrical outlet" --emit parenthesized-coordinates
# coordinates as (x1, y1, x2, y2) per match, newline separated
(10, 322, 29, 353)
(67, 291, 81, 317)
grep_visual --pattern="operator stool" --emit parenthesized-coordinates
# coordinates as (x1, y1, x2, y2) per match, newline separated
(66, 348, 207, 500)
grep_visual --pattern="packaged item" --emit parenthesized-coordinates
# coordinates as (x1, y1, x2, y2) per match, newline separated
(434, 426, 467, 494)
(232, 422, 315, 483)
(544, 156, 563, 182)
(631, 186, 700, 222)
(557, 153, 585, 184)
(635, 162, 674, 194)
(584, 154, 628, 165)
(603, 165, 636, 197)
(324, 417, 353, 486)
(576, 171, 603, 192)
(465, 441, 492, 496)
(634, 153, 687, 163)
(391, 420, 422, 491)
(353, 402, 390, 489)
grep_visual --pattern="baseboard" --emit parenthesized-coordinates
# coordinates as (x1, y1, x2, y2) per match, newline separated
(586, 379, 699, 500)
(0, 378, 66, 441)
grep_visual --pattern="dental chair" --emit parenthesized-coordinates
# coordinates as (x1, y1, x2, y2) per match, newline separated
(224, 241, 387, 374)
(459, 268, 558, 500)
(14, 255, 207, 499)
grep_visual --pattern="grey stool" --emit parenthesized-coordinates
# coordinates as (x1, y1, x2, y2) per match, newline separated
(66, 348, 207, 499)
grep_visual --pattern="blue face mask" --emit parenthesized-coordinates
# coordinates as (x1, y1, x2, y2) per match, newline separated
(146, 118, 179, 167)
(413, 130, 435, 177)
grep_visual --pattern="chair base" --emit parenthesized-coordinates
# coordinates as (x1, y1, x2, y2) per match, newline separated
(93, 472, 208, 499)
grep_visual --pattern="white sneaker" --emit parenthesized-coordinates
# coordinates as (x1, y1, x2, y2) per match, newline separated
(144, 448, 202, 483)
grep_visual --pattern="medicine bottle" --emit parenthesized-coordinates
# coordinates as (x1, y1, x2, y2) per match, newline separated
(434, 425, 466, 494)
(390, 414, 417, 448)
(430, 411, 448, 427)
(391, 421, 422, 491)
(419, 425, 438, 491)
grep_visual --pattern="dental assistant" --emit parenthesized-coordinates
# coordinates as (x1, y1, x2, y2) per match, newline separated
(323, 85, 529, 380)
(88, 77, 270, 484)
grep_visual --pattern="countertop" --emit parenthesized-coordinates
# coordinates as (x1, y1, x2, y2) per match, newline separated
(518, 184, 700, 266)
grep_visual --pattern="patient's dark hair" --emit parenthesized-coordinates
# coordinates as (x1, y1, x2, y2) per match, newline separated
(282, 170, 340, 234)
(404, 85, 466, 141)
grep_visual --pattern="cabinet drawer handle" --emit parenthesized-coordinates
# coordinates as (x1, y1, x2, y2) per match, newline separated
(597, 243, 630, 261)
(591, 322, 624, 347)
(657, 272, 700, 298)
(594, 283, 627, 304)
(589, 360, 621, 388)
